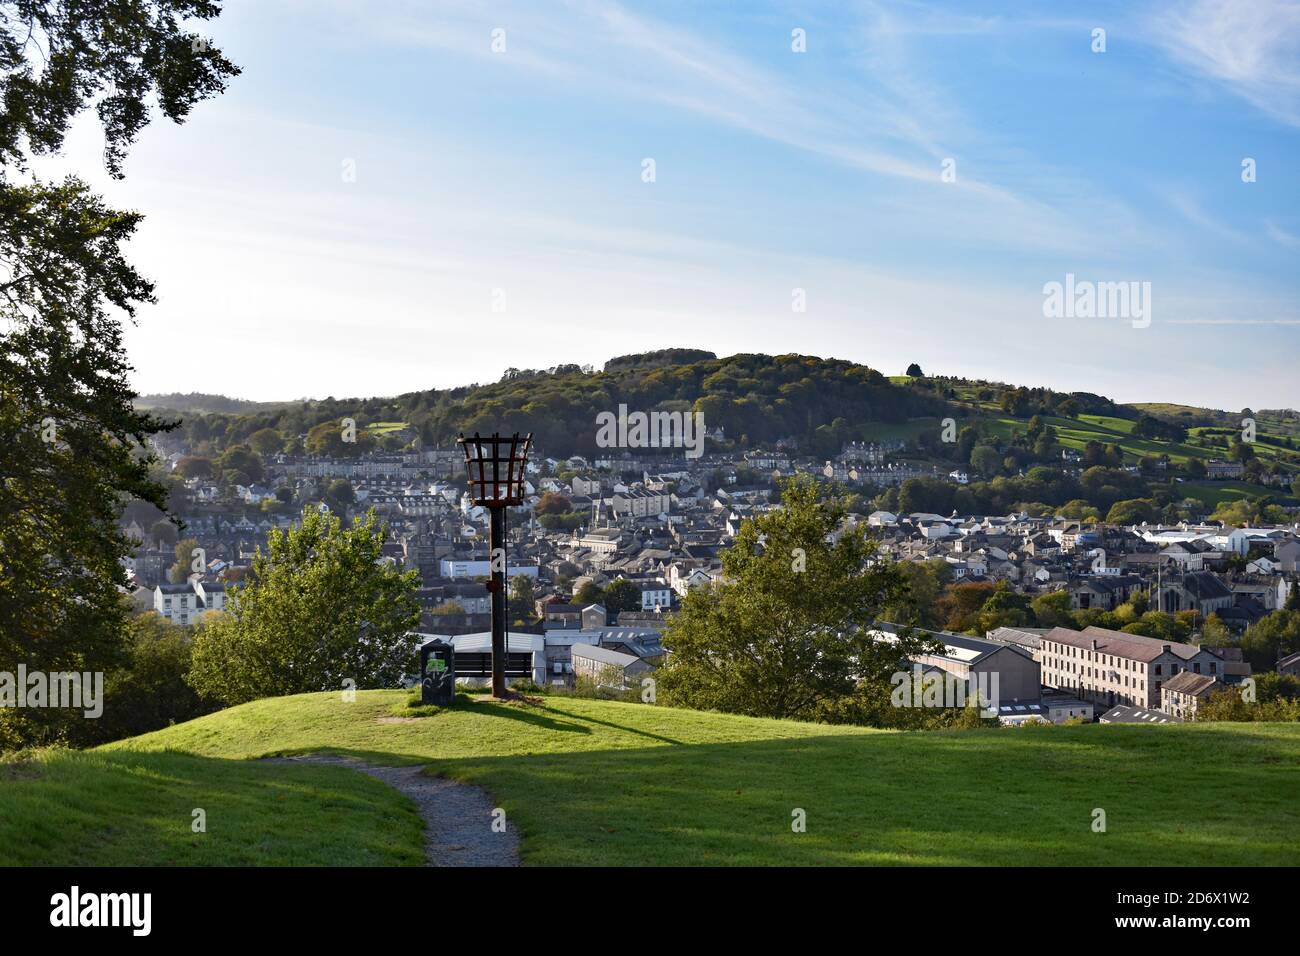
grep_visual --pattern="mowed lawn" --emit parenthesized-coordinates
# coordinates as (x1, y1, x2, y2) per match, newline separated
(0, 746, 422, 866)
(28, 690, 1290, 866)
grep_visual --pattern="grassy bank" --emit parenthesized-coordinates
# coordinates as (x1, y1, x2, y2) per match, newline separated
(42, 690, 1295, 866)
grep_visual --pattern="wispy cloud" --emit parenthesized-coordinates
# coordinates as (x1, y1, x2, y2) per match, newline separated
(1159, 188, 1250, 243)
(1265, 219, 1300, 248)
(332, 0, 1141, 255)
(1146, 0, 1300, 125)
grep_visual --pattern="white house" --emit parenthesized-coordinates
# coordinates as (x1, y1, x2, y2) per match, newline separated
(153, 581, 224, 625)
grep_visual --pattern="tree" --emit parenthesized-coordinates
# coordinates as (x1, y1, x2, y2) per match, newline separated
(150, 519, 179, 548)
(169, 537, 201, 583)
(325, 478, 355, 510)
(1240, 610, 1300, 672)
(1198, 613, 1232, 647)
(1198, 688, 1300, 722)
(573, 580, 603, 607)
(508, 574, 538, 625)
(880, 558, 952, 630)
(79, 611, 217, 746)
(656, 475, 932, 722)
(1106, 498, 1156, 525)
(601, 577, 641, 614)
(0, 4, 237, 748)
(176, 455, 214, 479)
(535, 491, 572, 515)
(1229, 439, 1255, 463)
(306, 420, 375, 457)
(941, 580, 996, 632)
(905, 362, 924, 377)
(970, 444, 1001, 478)
(247, 427, 283, 457)
(1121, 611, 1180, 643)
(187, 508, 420, 705)
(218, 444, 263, 482)
(1032, 590, 1074, 628)
(975, 583, 1032, 634)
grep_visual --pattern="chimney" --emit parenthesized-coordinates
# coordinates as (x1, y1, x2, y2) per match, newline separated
(1091, 639, 1099, 651)
(1162, 644, 1171, 653)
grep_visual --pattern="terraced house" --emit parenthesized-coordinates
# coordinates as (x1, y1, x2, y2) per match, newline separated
(1039, 626, 1239, 711)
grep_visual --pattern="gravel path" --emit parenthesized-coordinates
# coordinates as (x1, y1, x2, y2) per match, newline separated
(264, 754, 520, 867)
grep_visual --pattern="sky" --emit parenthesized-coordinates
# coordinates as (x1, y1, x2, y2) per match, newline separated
(37, 0, 1300, 409)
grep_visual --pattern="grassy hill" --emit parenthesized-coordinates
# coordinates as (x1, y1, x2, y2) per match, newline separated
(5, 691, 1299, 866)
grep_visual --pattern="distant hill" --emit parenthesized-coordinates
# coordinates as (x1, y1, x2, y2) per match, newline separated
(152, 351, 1299, 492)
(603, 348, 718, 372)
(163, 352, 949, 459)
(135, 393, 300, 415)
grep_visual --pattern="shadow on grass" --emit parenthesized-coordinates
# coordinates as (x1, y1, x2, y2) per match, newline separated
(408, 723, 1300, 867)
(468, 698, 687, 746)
(460, 700, 595, 736)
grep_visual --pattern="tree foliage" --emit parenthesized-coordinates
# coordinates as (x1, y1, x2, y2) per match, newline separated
(0, 2, 237, 745)
(656, 475, 935, 721)
(188, 508, 420, 705)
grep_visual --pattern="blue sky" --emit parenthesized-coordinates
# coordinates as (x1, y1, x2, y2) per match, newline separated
(43, 0, 1300, 409)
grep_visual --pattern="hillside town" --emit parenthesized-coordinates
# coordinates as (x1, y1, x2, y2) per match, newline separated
(121, 434, 1299, 726)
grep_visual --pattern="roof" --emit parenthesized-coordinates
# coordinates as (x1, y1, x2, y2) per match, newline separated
(873, 622, 1008, 667)
(1180, 571, 1234, 600)
(570, 643, 642, 668)
(1099, 704, 1181, 724)
(1161, 671, 1218, 696)
(985, 626, 1048, 649)
(1072, 574, 1142, 593)
(417, 632, 545, 654)
(1043, 625, 1203, 663)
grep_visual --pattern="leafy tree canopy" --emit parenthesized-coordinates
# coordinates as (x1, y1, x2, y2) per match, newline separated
(656, 475, 936, 722)
(187, 508, 420, 705)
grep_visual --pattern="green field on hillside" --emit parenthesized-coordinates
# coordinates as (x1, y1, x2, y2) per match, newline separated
(367, 421, 410, 435)
(1177, 480, 1290, 508)
(982, 414, 1216, 466)
(4, 691, 1296, 866)
(856, 417, 944, 444)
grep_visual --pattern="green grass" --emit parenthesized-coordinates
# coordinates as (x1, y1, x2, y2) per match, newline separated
(919, 393, 1298, 475)
(855, 417, 942, 443)
(366, 420, 409, 435)
(0, 745, 422, 866)
(1178, 480, 1289, 508)
(984, 414, 1212, 465)
(34, 690, 1292, 866)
